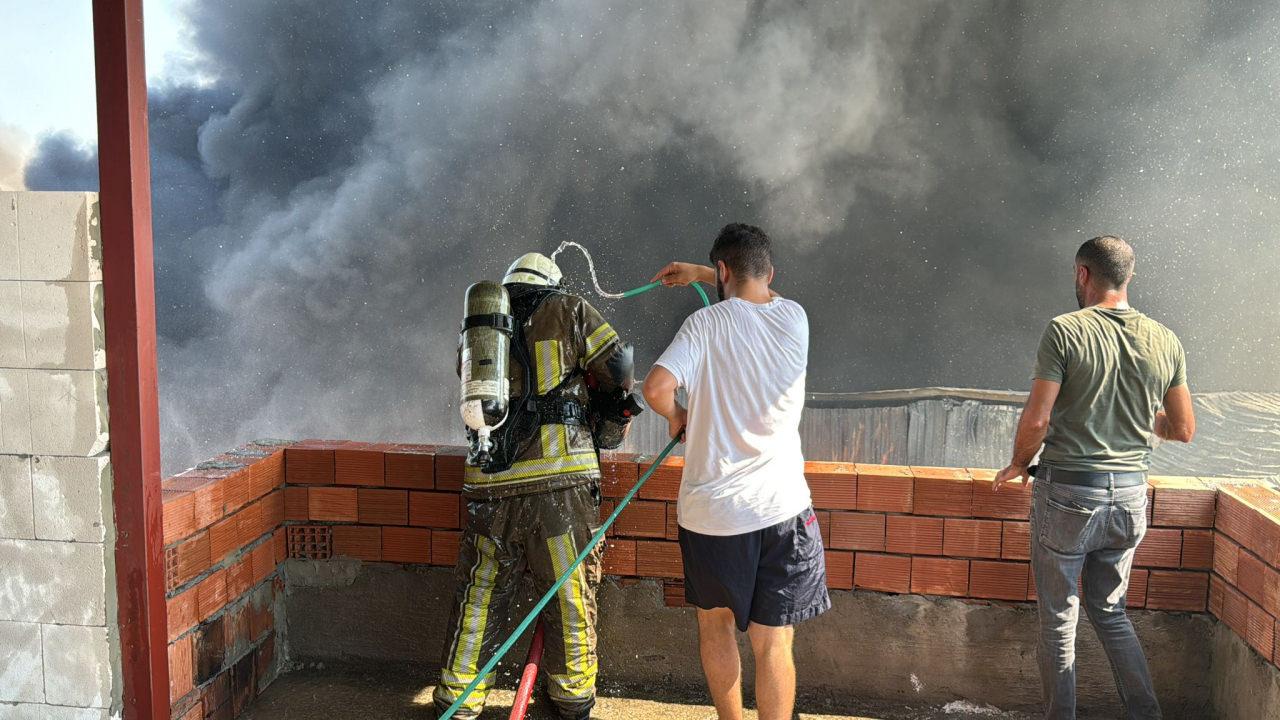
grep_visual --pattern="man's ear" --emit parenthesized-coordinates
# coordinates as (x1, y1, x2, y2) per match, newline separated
(767, 266, 775, 284)
(716, 260, 729, 283)
(1075, 263, 1089, 286)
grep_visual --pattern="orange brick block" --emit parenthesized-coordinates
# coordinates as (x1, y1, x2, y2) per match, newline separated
(167, 475, 226, 530)
(854, 553, 911, 594)
(333, 525, 382, 561)
(1246, 600, 1276, 659)
(167, 589, 198, 642)
(382, 526, 431, 563)
(434, 449, 466, 492)
(385, 449, 434, 489)
(1237, 550, 1268, 606)
(885, 515, 943, 556)
(225, 557, 254, 600)
(307, 487, 358, 522)
(432, 530, 462, 566)
(1149, 476, 1216, 528)
(163, 490, 198, 546)
(600, 454, 639, 498)
(169, 532, 211, 590)
(1001, 521, 1031, 561)
(813, 510, 831, 545)
(409, 491, 462, 529)
(208, 516, 241, 566)
(250, 541, 276, 584)
(829, 512, 885, 551)
(169, 634, 193, 704)
(1213, 533, 1240, 585)
(911, 557, 970, 597)
(1145, 570, 1208, 612)
(1181, 529, 1214, 570)
(636, 541, 684, 579)
(943, 519, 1003, 559)
(285, 447, 335, 485)
(335, 446, 385, 486)
(638, 456, 684, 502)
(1128, 568, 1149, 608)
(602, 539, 638, 576)
(1134, 528, 1182, 568)
(248, 451, 285, 501)
(195, 569, 228, 621)
(825, 550, 854, 590)
(615, 500, 668, 538)
(284, 486, 309, 522)
(970, 560, 1029, 601)
(970, 468, 1032, 520)
(221, 467, 252, 515)
(805, 461, 858, 510)
(912, 467, 973, 517)
(358, 488, 409, 525)
(856, 465, 913, 513)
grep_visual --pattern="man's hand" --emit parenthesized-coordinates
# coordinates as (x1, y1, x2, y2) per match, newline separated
(667, 406, 688, 441)
(651, 262, 713, 287)
(993, 463, 1031, 491)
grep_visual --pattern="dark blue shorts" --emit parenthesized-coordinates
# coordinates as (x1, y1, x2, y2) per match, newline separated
(678, 506, 831, 632)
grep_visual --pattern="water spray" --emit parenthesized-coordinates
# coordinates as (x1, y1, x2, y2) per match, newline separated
(552, 240, 712, 306)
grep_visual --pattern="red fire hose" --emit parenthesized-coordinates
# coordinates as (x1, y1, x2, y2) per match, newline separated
(508, 620, 546, 720)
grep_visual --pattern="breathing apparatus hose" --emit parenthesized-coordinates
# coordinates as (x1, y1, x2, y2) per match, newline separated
(439, 281, 710, 720)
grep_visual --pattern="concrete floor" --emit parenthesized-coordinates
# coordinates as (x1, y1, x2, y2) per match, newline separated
(242, 664, 1039, 720)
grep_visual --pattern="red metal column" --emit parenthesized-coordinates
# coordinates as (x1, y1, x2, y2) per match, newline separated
(92, 1, 169, 718)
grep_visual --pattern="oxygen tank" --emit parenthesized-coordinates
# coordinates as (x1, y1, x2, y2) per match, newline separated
(460, 281, 513, 467)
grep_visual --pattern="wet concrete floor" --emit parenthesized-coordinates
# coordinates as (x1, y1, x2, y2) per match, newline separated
(242, 664, 1040, 720)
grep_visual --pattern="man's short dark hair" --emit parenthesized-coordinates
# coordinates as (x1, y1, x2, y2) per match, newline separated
(709, 223, 773, 278)
(1075, 235, 1135, 288)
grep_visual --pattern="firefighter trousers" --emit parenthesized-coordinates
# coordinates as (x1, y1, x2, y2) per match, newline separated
(433, 483, 603, 719)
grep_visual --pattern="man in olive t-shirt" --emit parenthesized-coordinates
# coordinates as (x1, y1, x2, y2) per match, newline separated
(994, 236, 1195, 720)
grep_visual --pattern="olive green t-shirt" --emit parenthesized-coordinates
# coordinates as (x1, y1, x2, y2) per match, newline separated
(1034, 306, 1187, 472)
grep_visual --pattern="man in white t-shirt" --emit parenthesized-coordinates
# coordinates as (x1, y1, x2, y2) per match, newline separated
(642, 223, 828, 720)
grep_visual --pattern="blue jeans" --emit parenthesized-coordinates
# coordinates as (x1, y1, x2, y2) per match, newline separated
(1030, 474, 1161, 720)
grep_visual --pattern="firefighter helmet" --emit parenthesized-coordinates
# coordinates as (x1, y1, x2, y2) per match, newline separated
(503, 252, 562, 287)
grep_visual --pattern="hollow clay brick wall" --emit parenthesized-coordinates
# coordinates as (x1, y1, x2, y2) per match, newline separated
(160, 439, 1280, 717)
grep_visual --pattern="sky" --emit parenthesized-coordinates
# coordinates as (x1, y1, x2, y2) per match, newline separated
(0, 0, 199, 186)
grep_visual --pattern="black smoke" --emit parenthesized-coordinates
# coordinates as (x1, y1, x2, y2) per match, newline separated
(24, 1, 1280, 474)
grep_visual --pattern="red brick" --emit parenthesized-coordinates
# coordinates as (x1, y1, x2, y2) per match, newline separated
(804, 461, 858, 510)
(167, 589, 198, 642)
(385, 450, 435, 489)
(1181, 529, 1214, 570)
(285, 447, 335, 485)
(358, 488, 409, 525)
(381, 526, 431, 563)
(600, 454, 639, 498)
(970, 560, 1029, 601)
(208, 516, 241, 566)
(1219, 578, 1250, 638)
(250, 541, 276, 584)
(1246, 600, 1276, 659)
(1145, 570, 1208, 612)
(169, 634, 193, 703)
(432, 530, 462, 566)
(855, 465, 913, 513)
(615, 500, 668, 538)
(638, 456, 684, 502)
(636, 540, 683, 579)
(666, 503, 681, 541)
(433, 449, 466, 492)
(223, 604, 251, 660)
(943, 519, 1003, 559)
(1238, 551, 1268, 606)
(885, 515, 943, 555)
(1264, 566, 1280, 618)
(1134, 528, 1182, 568)
(854, 553, 911, 594)
(912, 467, 973, 517)
(307, 487, 358, 522)
(286, 525, 332, 560)
(1002, 521, 1031, 561)
(333, 525, 382, 561)
(970, 468, 1032, 520)
(284, 487, 309, 522)
(409, 491, 462, 529)
(221, 467, 252, 515)
(602, 539, 638, 576)
(198, 672, 230, 720)
(167, 475, 226, 529)
(335, 446, 385, 486)
(1213, 533, 1240, 584)
(663, 580, 688, 608)
(1128, 568, 1149, 608)
(911, 557, 970, 597)
(249, 451, 285, 500)
(163, 490, 198, 546)
(830, 512, 885, 551)
(1209, 574, 1227, 618)
(1149, 477, 1216, 528)
(825, 550, 854, 590)
(225, 557, 254, 600)
(274, 527, 287, 564)
(195, 569, 228, 621)
(169, 532, 211, 590)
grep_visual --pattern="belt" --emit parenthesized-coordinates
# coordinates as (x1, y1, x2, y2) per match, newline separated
(1031, 464, 1147, 489)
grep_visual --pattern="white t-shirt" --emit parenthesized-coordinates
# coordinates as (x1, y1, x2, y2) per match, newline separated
(654, 296, 811, 536)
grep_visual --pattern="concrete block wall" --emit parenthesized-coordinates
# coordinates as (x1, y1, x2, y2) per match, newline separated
(0, 192, 120, 719)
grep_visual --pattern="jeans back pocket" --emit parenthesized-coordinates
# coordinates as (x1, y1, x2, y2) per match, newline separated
(1039, 494, 1099, 554)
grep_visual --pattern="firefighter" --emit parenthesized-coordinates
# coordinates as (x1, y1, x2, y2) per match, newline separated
(435, 252, 639, 720)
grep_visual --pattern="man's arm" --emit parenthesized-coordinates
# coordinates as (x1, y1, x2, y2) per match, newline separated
(642, 366, 687, 440)
(651, 262, 714, 287)
(1154, 384, 1196, 443)
(993, 379, 1061, 490)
